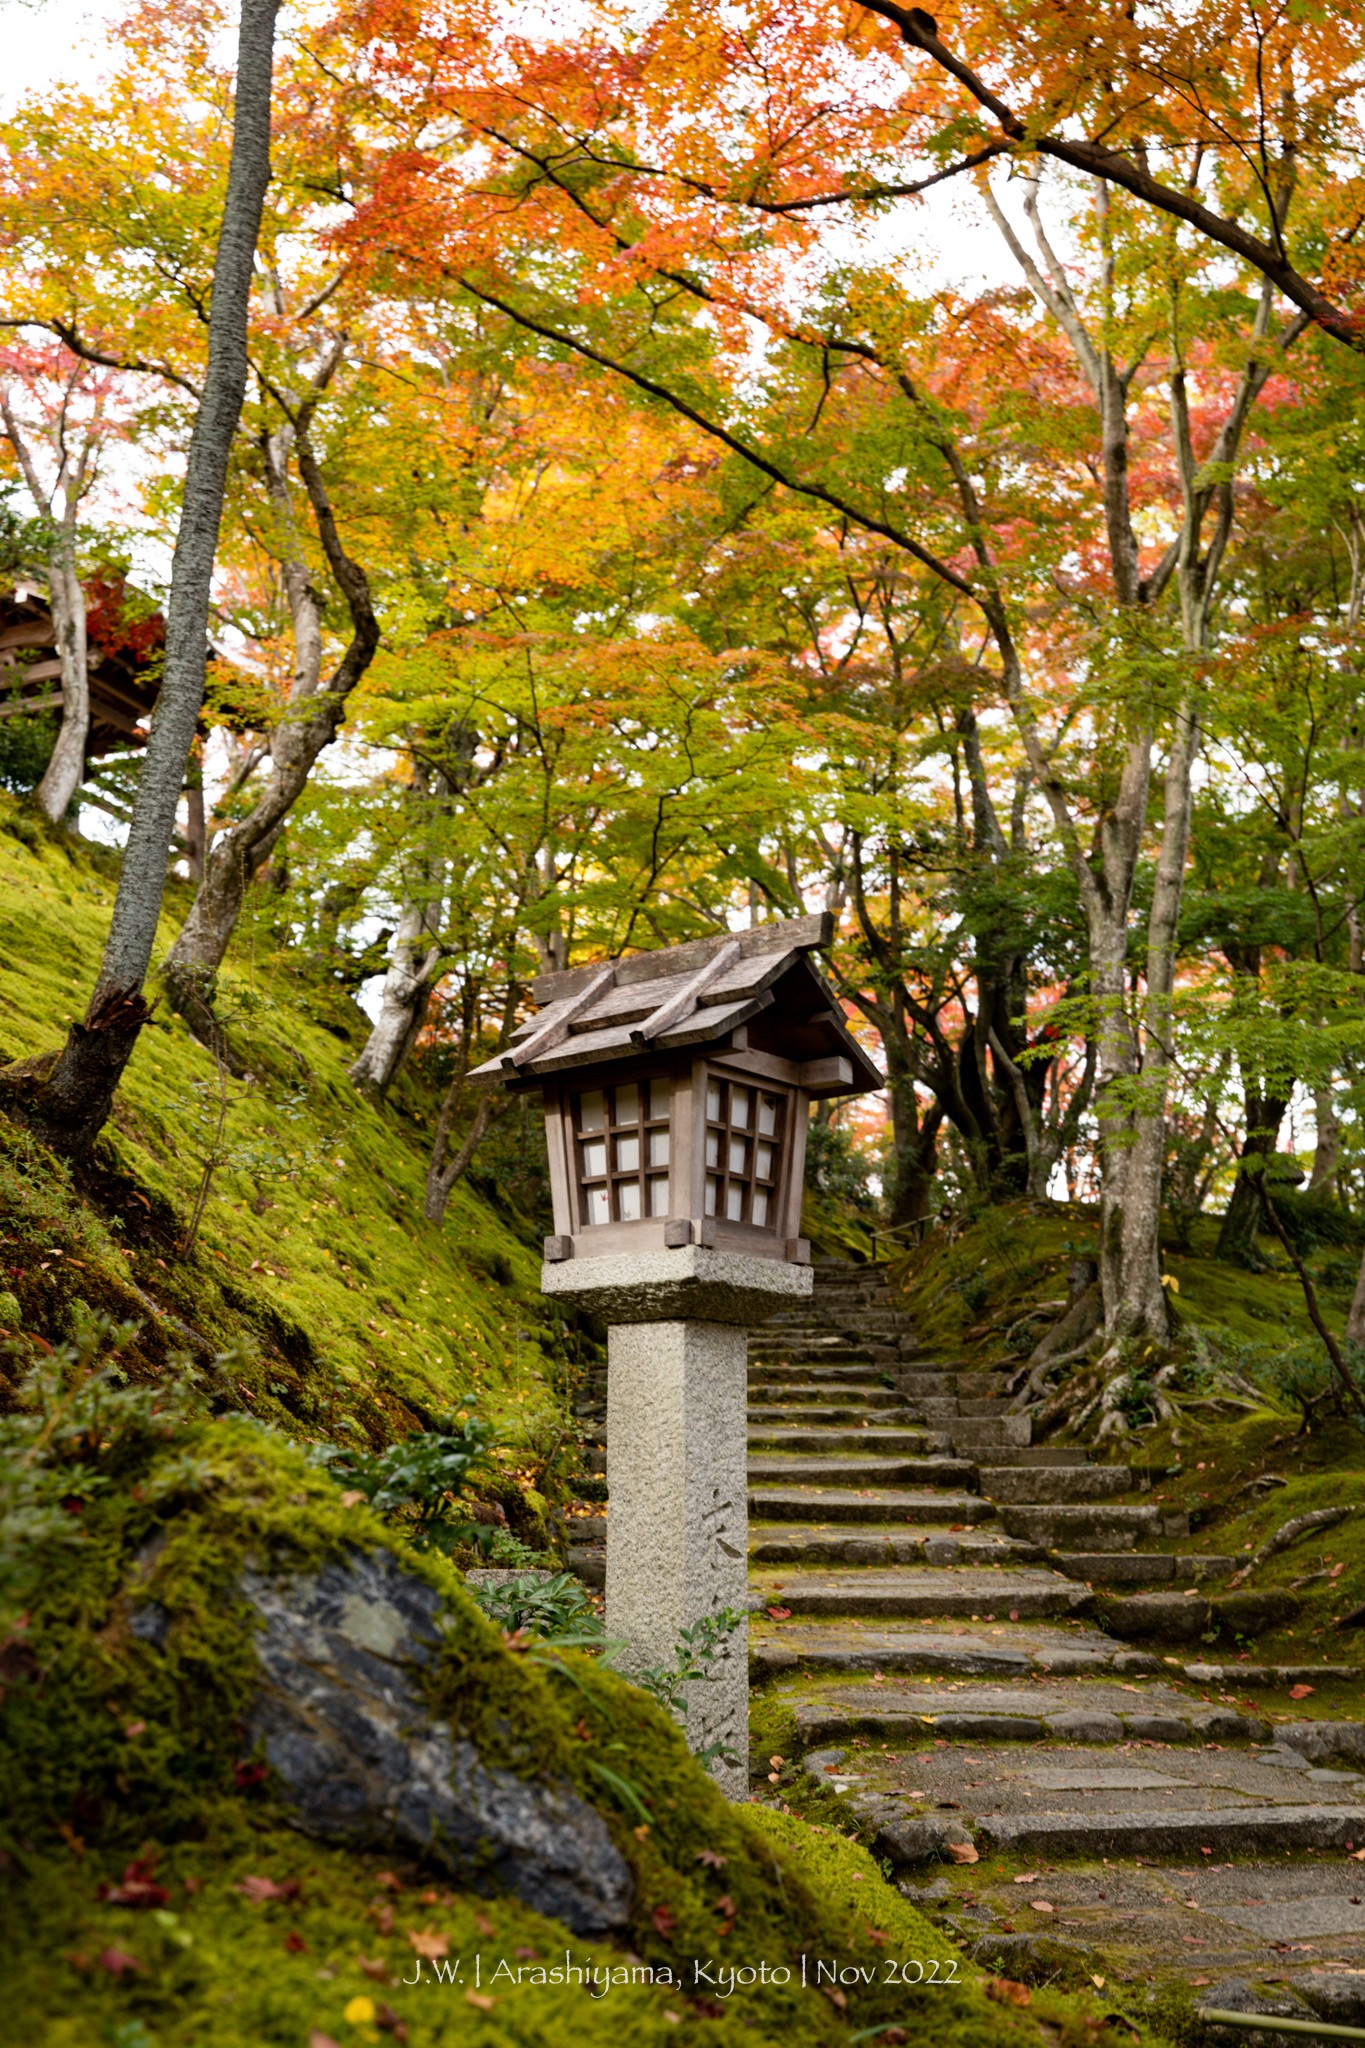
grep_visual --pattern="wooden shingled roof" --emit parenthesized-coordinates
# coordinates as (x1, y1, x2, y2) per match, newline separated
(0, 578, 164, 759)
(470, 912, 883, 1094)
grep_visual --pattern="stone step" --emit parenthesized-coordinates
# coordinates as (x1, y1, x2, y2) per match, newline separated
(1093, 1587, 1303, 1644)
(747, 1384, 905, 1407)
(956, 1398, 1010, 1418)
(749, 1525, 1022, 1567)
(981, 1465, 1130, 1502)
(998, 1503, 1185, 1548)
(747, 1402, 913, 1424)
(749, 1338, 888, 1359)
(972, 1803, 1364, 1860)
(746, 1362, 897, 1382)
(748, 1487, 992, 1525)
(789, 1680, 1276, 1751)
(1182, 1659, 1361, 1689)
(902, 1372, 1010, 1396)
(905, 1399, 963, 1423)
(747, 1455, 978, 1488)
(969, 1446, 1092, 1468)
(947, 1416, 1033, 1449)
(751, 1618, 1161, 1679)
(754, 1567, 1089, 1620)
(813, 1732, 1365, 1865)
(1051, 1550, 1230, 1584)
(747, 1426, 932, 1454)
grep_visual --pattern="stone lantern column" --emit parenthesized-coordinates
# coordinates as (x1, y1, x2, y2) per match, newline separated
(543, 1245, 812, 1798)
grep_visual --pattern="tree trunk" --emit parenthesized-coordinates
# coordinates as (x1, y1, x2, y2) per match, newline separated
(1216, 1085, 1291, 1263)
(184, 754, 206, 884)
(1112, 696, 1201, 1343)
(1345, 1241, 1365, 1350)
(0, 394, 93, 825)
(163, 417, 377, 1029)
(424, 1087, 495, 1223)
(34, 536, 89, 823)
(350, 760, 449, 1097)
(1309, 1084, 1341, 1197)
(0, 0, 279, 1153)
(884, 1057, 943, 1228)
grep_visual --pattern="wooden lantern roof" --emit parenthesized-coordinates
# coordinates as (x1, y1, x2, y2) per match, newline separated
(469, 912, 883, 1095)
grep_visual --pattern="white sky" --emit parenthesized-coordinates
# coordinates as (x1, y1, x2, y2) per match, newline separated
(0, 0, 122, 112)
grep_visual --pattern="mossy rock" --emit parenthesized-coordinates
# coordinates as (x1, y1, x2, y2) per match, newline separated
(0, 1399, 1110, 2045)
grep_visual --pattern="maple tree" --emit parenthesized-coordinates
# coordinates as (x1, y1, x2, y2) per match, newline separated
(324, 0, 1325, 1342)
(0, 0, 280, 1150)
(0, 0, 1359, 1372)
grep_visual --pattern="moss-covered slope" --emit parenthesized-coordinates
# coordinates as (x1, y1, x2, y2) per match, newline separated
(0, 801, 574, 1485)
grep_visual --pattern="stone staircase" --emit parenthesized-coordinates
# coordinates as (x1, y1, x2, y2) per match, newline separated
(748, 1260, 1365, 2031)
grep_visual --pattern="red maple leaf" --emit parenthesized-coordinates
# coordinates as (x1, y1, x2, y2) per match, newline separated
(96, 1948, 143, 1978)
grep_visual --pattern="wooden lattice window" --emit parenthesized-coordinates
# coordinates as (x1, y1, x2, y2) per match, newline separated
(574, 1078, 671, 1225)
(704, 1075, 785, 1228)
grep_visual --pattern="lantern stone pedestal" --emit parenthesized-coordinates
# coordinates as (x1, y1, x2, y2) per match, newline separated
(468, 916, 880, 1794)
(543, 1248, 813, 1798)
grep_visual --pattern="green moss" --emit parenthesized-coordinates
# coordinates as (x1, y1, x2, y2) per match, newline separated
(0, 804, 587, 1486)
(0, 1391, 1145, 2042)
(889, 1201, 1356, 1366)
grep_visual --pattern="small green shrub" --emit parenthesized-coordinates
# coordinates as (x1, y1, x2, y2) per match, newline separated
(468, 1568, 599, 1637)
(318, 1401, 498, 1550)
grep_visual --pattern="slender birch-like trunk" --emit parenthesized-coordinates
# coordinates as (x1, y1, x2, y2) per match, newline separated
(163, 409, 378, 1027)
(350, 758, 449, 1097)
(0, 393, 93, 824)
(0, 0, 279, 1154)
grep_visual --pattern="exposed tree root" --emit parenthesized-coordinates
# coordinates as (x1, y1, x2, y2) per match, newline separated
(1227, 1505, 1355, 1589)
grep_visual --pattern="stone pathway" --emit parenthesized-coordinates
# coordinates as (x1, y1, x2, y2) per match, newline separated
(748, 1260, 1365, 2034)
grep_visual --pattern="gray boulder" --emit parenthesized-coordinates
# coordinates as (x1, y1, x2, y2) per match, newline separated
(241, 1546, 633, 1936)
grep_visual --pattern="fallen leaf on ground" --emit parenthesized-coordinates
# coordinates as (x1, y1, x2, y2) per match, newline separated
(766, 1606, 791, 1620)
(308, 2034, 342, 2048)
(465, 1991, 496, 2011)
(339, 1490, 365, 1509)
(1013, 1873, 1039, 1884)
(406, 1927, 448, 1960)
(652, 1906, 677, 1938)
(283, 1931, 307, 1953)
(237, 1874, 300, 1902)
(945, 1842, 978, 1865)
(96, 1949, 143, 1978)
(696, 1848, 727, 1868)
(1289, 1684, 1315, 1700)
(101, 1859, 170, 1910)
(358, 1956, 388, 1980)
(985, 1978, 1032, 2007)
(1031, 1900, 1055, 1914)
(472, 1912, 496, 1938)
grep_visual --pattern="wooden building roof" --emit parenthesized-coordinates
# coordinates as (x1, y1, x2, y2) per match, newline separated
(470, 912, 883, 1095)
(0, 578, 164, 760)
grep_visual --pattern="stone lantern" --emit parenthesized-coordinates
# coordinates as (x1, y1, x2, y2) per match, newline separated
(469, 912, 880, 1793)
